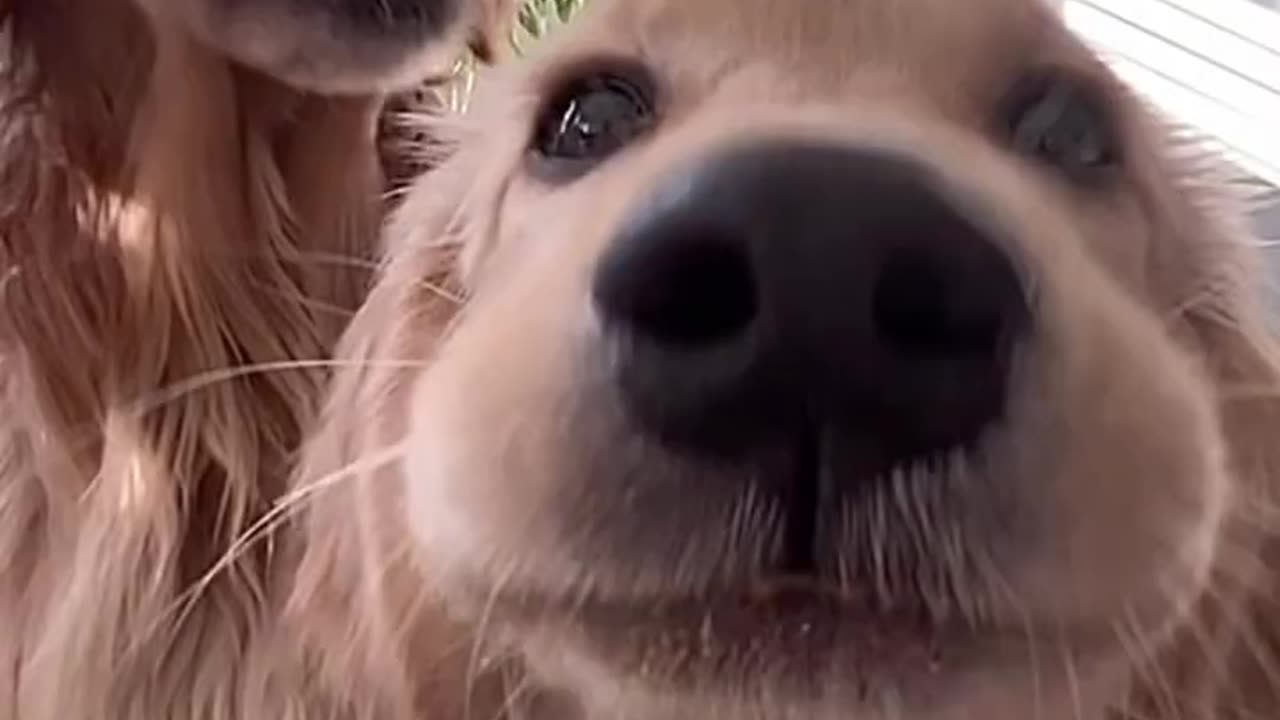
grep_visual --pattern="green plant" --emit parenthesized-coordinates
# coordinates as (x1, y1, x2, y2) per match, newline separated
(436, 0, 587, 112)
(511, 0, 587, 55)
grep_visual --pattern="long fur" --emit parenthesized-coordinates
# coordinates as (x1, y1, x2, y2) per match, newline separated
(0, 0, 429, 716)
(5, 0, 1280, 717)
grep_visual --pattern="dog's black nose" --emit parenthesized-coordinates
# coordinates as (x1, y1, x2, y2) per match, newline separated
(592, 141, 1031, 467)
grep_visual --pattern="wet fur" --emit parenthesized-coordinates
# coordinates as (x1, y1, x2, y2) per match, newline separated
(293, 0, 1280, 718)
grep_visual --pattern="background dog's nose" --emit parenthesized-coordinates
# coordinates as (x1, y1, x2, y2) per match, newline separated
(592, 141, 1031, 467)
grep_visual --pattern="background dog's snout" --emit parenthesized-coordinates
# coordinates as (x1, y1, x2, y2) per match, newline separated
(592, 140, 1031, 470)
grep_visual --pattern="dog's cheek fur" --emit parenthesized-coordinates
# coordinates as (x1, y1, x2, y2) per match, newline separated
(1119, 149, 1280, 716)
(285, 129, 526, 715)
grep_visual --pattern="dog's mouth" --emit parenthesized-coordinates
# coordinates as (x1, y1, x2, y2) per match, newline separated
(499, 572, 996, 699)
(562, 586, 939, 668)
(482, 434, 1000, 687)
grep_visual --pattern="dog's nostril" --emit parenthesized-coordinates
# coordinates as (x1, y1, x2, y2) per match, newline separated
(594, 230, 758, 348)
(872, 250, 1005, 357)
(872, 252, 950, 353)
(870, 243, 1018, 361)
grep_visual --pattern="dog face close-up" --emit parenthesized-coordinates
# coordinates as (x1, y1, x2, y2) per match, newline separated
(131, 0, 506, 92)
(296, 0, 1280, 718)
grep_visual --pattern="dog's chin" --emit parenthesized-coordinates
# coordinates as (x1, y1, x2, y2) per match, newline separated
(209, 22, 464, 95)
(136, 0, 466, 94)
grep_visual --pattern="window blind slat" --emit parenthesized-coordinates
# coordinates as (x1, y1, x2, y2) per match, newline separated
(1075, 0, 1280, 92)
(1154, 0, 1280, 54)
(1064, 0, 1280, 187)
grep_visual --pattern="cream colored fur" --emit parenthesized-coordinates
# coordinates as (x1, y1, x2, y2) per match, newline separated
(293, 0, 1280, 718)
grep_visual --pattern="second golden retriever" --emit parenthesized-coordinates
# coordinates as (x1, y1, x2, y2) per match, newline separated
(0, 0, 503, 718)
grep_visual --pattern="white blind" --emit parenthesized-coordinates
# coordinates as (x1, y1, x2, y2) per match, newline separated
(1063, 0, 1280, 188)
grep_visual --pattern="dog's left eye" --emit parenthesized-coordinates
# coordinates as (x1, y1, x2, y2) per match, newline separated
(531, 65, 656, 178)
(1001, 69, 1121, 179)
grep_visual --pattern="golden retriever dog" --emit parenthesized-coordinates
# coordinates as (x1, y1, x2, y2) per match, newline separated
(293, 0, 1280, 717)
(0, 0, 507, 718)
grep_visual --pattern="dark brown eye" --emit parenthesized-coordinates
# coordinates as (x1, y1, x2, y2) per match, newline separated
(1001, 69, 1121, 180)
(531, 64, 656, 179)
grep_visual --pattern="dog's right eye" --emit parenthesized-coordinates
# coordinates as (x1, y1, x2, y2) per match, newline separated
(530, 64, 656, 179)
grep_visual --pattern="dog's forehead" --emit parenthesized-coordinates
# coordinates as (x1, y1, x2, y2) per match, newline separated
(570, 0, 1070, 102)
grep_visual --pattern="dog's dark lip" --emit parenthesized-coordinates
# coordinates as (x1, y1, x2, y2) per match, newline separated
(493, 574, 1123, 702)
(493, 581, 962, 692)
(486, 577, 946, 655)
(572, 583, 936, 639)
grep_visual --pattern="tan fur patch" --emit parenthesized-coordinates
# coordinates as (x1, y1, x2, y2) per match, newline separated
(295, 0, 1280, 718)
